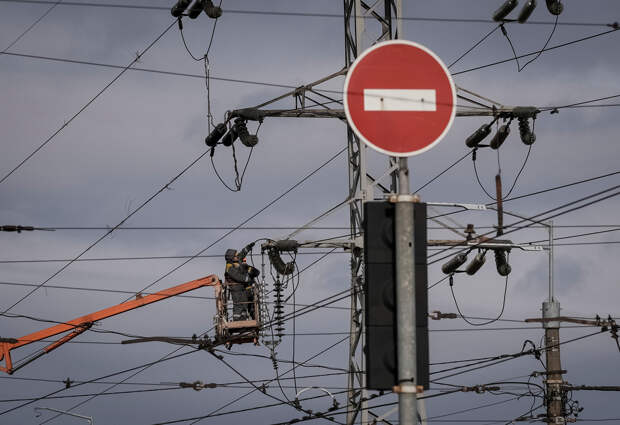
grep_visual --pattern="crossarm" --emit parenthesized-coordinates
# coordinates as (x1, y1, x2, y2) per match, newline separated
(0, 274, 220, 374)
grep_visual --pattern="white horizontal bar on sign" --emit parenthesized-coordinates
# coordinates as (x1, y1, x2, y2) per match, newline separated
(363, 89, 437, 111)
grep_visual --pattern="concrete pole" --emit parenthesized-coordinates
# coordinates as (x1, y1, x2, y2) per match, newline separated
(394, 157, 418, 425)
(543, 221, 564, 423)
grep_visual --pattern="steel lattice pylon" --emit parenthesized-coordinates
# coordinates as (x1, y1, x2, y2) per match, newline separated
(343, 2, 401, 424)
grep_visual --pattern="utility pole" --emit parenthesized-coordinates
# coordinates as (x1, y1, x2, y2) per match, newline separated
(543, 221, 565, 423)
(393, 158, 418, 425)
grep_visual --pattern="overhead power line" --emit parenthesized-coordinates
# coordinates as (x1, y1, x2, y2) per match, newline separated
(428, 183, 620, 265)
(0, 386, 183, 403)
(0, 280, 350, 311)
(0, 250, 345, 264)
(0, 0, 615, 27)
(427, 170, 620, 239)
(0, 349, 198, 417)
(1, 0, 60, 52)
(28, 147, 347, 423)
(0, 18, 177, 186)
(540, 93, 620, 111)
(0, 142, 210, 315)
(453, 27, 619, 76)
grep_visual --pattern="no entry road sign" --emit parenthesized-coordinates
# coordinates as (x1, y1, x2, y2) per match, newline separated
(344, 40, 456, 157)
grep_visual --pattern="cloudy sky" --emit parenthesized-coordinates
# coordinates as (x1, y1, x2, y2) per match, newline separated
(1, 0, 619, 424)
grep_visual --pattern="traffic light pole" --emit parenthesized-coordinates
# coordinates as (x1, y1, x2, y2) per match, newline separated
(394, 157, 419, 425)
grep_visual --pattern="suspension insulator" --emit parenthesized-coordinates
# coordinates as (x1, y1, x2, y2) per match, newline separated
(465, 252, 487, 275)
(267, 249, 295, 275)
(171, 0, 192, 17)
(236, 119, 259, 147)
(546, 0, 563, 15)
(518, 0, 537, 23)
(518, 118, 536, 145)
(494, 250, 512, 276)
(187, 0, 204, 19)
(466, 124, 492, 148)
(205, 123, 227, 147)
(442, 253, 468, 275)
(273, 280, 285, 339)
(493, 0, 519, 21)
(490, 124, 511, 150)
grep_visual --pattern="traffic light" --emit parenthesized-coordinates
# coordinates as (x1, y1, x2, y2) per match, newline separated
(363, 201, 428, 390)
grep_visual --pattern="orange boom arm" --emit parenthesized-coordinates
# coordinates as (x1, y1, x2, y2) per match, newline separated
(0, 275, 221, 374)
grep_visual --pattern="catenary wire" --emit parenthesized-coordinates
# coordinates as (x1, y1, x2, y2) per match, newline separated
(0, 371, 351, 389)
(453, 27, 619, 76)
(1, 8, 616, 420)
(448, 24, 502, 69)
(0, 250, 345, 264)
(120, 145, 346, 306)
(29, 146, 345, 423)
(1, 0, 60, 52)
(0, 349, 198, 417)
(0, 386, 183, 403)
(0, 143, 211, 315)
(30, 251, 346, 422)
(0, 280, 349, 310)
(33, 156, 347, 424)
(0, 1, 615, 27)
(0, 18, 177, 186)
(208, 353, 345, 425)
(428, 183, 620, 265)
(182, 336, 351, 425)
(540, 93, 620, 111)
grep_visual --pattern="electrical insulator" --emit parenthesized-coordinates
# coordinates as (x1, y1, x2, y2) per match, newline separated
(465, 124, 492, 148)
(273, 280, 285, 339)
(546, 0, 563, 15)
(171, 0, 192, 17)
(236, 119, 259, 147)
(494, 250, 512, 276)
(490, 124, 511, 150)
(273, 240, 299, 252)
(204, 0, 223, 18)
(221, 123, 240, 146)
(493, 0, 519, 21)
(518, 0, 537, 23)
(267, 248, 295, 275)
(188, 0, 204, 19)
(205, 123, 227, 147)
(518, 117, 536, 145)
(441, 253, 468, 275)
(465, 251, 486, 275)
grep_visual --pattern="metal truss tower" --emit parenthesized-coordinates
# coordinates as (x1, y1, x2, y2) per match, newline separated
(343, 2, 402, 424)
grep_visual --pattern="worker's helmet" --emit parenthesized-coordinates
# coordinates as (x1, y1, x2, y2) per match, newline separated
(225, 249, 238, 263)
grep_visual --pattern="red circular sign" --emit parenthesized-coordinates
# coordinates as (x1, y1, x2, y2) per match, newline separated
(344, 40, 456, 157)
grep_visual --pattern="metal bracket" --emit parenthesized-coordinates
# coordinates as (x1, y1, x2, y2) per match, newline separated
(426, 202, 487, 210)
(388, 194, 419, 203)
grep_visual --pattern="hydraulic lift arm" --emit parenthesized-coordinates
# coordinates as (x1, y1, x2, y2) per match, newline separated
(0, 274, 221, 374)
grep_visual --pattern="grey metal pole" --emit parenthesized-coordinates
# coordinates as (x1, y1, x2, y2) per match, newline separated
(394, 157, 418, 425)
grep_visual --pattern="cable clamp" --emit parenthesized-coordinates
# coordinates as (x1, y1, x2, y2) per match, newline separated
(388, 194, 420, 203)
(392, 384, 423, 394)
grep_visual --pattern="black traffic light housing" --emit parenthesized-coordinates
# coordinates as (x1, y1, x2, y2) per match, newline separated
(363, 201, 428, 390)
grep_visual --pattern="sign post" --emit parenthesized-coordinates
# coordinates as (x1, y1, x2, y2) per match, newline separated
(344, 40, 455, 425)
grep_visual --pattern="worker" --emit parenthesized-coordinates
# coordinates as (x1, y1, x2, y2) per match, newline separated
(224, 243, 259, 321)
